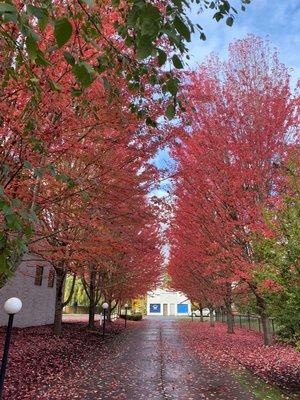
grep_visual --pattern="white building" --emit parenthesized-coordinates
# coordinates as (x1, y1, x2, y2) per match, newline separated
(147, 287, 191, 316)
(0, 253, 56, 328)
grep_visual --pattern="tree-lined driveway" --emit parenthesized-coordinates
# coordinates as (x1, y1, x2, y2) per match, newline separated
(79, 317, 254, 400)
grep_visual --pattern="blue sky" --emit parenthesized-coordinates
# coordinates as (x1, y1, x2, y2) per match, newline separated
(187, 0, 300, 85)
(152, 0, 300, 184)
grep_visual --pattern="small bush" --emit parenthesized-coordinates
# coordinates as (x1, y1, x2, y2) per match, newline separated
(120, 313, 143, 321)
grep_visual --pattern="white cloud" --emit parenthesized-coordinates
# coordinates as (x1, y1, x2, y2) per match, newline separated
(186, 0, 300, 87)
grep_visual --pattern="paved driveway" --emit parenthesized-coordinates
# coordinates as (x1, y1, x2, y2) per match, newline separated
(78, 317, 255, 400)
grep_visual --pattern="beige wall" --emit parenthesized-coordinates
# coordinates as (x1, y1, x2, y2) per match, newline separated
(147, 288, 191, 316)
(0, 253, 56, 328)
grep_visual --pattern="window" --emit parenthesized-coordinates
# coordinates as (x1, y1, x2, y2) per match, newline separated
(150, 304, 161, 313)
(48, 269, 55, 288)
(34, 266, 44, 286)
(177, 304, 188, 314)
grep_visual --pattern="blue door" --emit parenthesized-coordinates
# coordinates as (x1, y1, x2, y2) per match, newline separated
(150, 304, 161, 313)
(177, 304, 188, 314)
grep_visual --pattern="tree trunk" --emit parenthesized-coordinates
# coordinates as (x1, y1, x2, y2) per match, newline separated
(88, 270, 96, 329)
(53, 268, 76, 336)
(226, 309, 234, 334)
(215, 307, 221, 322)
(117, 303, 122, 316)
(88, 301, 95, 329)
(225, 282, 234, 334)
(261, 314, 273, 346)
(53, 268, 65, 336)
(199, 307, 204, 322)
(255, 293, 273, 346)
(209, 308, 215, 327)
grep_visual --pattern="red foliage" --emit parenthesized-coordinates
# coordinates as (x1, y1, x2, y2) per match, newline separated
(179, 322, 300, 393)
(1, 0, 167, 297)
(168, 35, 299, 310)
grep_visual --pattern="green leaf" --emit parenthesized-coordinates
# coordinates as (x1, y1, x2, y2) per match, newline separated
(141, 20, 159, 37)
(214, 12, 223, 22)
(146, 117, 157, 127)
(226, 16, 234, 26)
(165, 77, 180, 96)
(27, 5, 49, 31)
(64, 51, 75, 66)
(36, 51, 49, 66)
(26, 36, 38, 61)
(27, 5, 48, 20)
(149, 75, 158, 85)
(157, 49, 167, 66)
(172, 54, 183, 69)
(0, 3, 17, 22)
(166, 104, 176, 120)
(5, 213, 23, 231)
(34, 167, 44, 178)
(71, 87, 83, 97)
(0, 254, 9, 274)
(24, 225, 33, 239)
(127, 6, 140, 27)
(26, 36, 48, 65)
(57, 173, 69, 183)
(54, 18, 73, 48)
(136, 37, 153, 60)
(30, 136, 45, 153)
(23, 161, 33, 170)
(112, 0, 120, 6)
(102, 76, 111, 90)
(174, 16, 191, 42)
(2, 204, 12, 216)
(141, 3, 161, 21)
(0, 3, 17, 14)
(47, 78, 61, 92)
(72, 62, 95, 88)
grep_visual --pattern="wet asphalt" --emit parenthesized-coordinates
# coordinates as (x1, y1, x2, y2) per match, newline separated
(82, 317, 255, 400)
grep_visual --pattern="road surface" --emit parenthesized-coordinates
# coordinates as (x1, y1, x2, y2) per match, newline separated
(77, 317, 255, 400)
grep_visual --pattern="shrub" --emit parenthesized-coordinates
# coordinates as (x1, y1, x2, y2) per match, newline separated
(120, 313, 143, 321)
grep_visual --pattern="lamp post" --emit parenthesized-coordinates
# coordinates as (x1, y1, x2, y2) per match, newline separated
(124, 304, 129, 328)
(102, 302, 109, 339)
(0, 298, 22, 399)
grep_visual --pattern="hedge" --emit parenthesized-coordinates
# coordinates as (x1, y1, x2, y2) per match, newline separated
(119, 313, 143, 321)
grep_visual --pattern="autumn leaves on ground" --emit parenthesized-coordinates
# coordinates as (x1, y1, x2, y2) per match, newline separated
(1, 0, 300, 399)
(1, 318, 300, 399)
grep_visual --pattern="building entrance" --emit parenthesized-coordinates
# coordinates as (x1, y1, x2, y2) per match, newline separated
(163, 304, 168, 316)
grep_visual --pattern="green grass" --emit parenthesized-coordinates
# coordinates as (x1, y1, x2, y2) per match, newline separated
(232, 370, 298, 400)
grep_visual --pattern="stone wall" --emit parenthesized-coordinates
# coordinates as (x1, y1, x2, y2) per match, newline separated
(0, 253, 56, 328)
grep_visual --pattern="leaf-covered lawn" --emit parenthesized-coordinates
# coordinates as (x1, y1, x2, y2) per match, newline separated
(179, 321, 300, 394)
(0, 320, 130, 399)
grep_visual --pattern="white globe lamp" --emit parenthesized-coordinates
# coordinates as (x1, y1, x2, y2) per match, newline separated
(4, 298, 22, 315)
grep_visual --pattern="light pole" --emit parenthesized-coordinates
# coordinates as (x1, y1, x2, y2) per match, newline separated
(0, 298, 22, 399)
(102, 302, 109, 339)
(124, 304, 129, 328)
